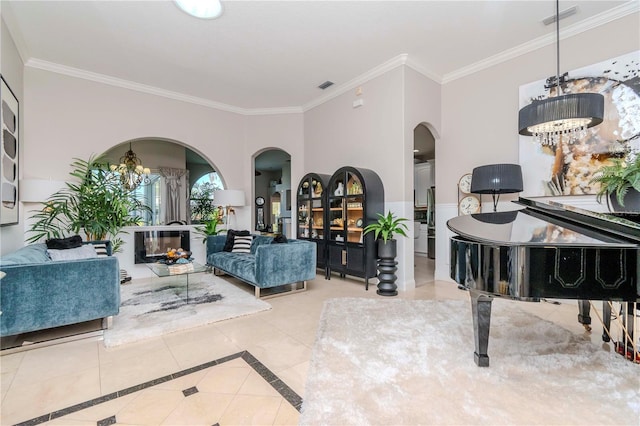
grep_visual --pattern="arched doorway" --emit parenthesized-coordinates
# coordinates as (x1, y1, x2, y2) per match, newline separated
(413, 123, 435, 286)
(103, 138, 222, 226)
(253, 149, 291, 235)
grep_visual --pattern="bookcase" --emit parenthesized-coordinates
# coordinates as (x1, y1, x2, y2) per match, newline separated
(296, 173, 330, 272)
(325, 166, 384, 288)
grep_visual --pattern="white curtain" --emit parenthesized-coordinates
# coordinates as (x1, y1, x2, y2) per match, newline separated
(159, 167, 187, 224)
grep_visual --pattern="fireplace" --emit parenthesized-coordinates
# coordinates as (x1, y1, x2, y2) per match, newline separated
(134, 230, 190, 264)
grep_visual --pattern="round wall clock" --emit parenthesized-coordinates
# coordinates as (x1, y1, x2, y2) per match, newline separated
(459, 195, 481, 215)
(255, 196, 265, 206)
(458, 173, 473, 194)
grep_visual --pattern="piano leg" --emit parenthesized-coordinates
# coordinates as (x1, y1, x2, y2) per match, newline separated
(470, 290, 493, 367)
(577, 300, 592, 332)
(602, 302, 611, 342)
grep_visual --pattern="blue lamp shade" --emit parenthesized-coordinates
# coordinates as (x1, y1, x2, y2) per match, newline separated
(470, 164, 523, 195)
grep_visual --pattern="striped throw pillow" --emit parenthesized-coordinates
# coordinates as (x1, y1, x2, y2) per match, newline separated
(92, 243, 109, 257)
(231, 235, 253, 253)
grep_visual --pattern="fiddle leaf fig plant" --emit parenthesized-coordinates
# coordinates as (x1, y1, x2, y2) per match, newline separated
(363, 211, 409, 242)
(26, 155, 149, 253)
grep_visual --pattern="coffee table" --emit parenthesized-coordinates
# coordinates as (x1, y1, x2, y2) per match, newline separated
(146, 261, 208, 303)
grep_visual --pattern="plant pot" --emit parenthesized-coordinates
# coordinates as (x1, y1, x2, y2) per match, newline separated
(608, 189, 640, 213)
(376, 239, 398, 297)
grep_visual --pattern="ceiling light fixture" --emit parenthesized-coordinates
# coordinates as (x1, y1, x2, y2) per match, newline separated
(518, 0, 604, 146)
(174, 0, 223, 19)
(110, 143, 151, 191)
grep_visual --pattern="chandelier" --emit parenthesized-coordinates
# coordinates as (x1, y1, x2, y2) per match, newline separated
(110, 143, 151, 191)
(518, 0, 604, 146)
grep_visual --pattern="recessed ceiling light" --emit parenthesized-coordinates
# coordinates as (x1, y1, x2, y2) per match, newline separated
(175, 0, 223, 19)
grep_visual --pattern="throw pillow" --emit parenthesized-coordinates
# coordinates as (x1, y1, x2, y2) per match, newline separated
(231, 235, 253, 253)
(46, 235, 83, 250)
(271, 234, 288, 244)
(48, 244, 97, 261)
(91, 243, 109, 257)
(223, 229, 251, 252)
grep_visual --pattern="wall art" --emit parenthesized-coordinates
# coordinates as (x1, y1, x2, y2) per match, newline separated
(519, 50, 640, 196)
(1, 76, 19, 226)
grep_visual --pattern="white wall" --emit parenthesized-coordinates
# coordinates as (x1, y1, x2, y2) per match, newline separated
(1, 15, 24, 254)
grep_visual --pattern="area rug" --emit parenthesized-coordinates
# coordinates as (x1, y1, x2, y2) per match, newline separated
(103, 274, 271, 347)
(300, 298, 640, 425)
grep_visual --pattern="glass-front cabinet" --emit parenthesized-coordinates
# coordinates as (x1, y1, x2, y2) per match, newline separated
(326, 167, 384, 288)
(296, 173, 330, 271)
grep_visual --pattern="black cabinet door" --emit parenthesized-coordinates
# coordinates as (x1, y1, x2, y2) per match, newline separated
(345, 245, 365, 275)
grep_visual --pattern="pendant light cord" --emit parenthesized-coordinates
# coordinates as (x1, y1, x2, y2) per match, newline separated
(555, 0, 561, 96)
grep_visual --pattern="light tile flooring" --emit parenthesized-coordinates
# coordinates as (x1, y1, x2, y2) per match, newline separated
(0, 257, 618, 425)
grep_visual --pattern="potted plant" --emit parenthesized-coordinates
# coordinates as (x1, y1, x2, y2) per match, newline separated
(194, 206, 225, 243)
(590, 151, 640, 212)
(26, 155, 149, 253)
(363, 211, 409, 296)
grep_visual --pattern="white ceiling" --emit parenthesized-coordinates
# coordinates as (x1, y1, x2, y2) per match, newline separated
(2, 1, 637, 114)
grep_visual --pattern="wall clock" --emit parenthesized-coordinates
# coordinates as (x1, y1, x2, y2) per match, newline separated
(255, 196, 265, 206)
(458, 173, 473, 194)
(458, 195, 481, 215)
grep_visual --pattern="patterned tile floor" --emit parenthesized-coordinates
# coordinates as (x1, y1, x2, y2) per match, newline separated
(0, 258, 614, 425)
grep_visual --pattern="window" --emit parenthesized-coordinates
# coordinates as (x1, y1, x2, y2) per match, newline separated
(190, 172, 223, 223)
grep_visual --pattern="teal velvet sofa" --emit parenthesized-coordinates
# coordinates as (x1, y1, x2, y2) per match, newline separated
(206, 235, 316, 298)
(0, 241, 120, 338)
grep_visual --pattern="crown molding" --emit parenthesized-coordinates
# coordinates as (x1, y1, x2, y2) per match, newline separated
(404, 58, 442, 84)
(25, 58, 303, 116)
(442, 1, 639, 84)
(302, 54, 409, 112)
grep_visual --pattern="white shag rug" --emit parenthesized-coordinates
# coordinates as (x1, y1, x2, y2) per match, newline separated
(300, 298, 640, 425)
(103, 273, 271, 347)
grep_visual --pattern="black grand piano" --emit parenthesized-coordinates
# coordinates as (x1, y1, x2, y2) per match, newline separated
(447, 197, 639, 367)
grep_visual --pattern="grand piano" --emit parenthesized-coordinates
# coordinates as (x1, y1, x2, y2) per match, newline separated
(447, 197, 639, 366)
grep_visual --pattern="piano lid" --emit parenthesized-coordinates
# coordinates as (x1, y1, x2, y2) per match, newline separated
(447, 198, 639, 248)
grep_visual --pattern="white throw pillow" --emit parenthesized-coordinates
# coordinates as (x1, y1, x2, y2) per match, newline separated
(48, 244, 98, 261)
(231, 235, 253, 253)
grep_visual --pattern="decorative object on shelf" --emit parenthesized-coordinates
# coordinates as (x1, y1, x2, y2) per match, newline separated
(518, 0, 604, 147)
(590, 151, 640, 212)
(471, 164, 523, 212)
(26, 155, 149, 253)
(314, 181, 323, 196)
(355, 218, 363, 228)
(334, 182, 344, 196)
(363, 211, 409, 297)
(109, 142, 151, 191)
(1, 76, 19, 226)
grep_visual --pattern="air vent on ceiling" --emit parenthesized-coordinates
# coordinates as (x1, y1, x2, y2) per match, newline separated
(542, 6, 577, 25)
(318, 81, 334, 90)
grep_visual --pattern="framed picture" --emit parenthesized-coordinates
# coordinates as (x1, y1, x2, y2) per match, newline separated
(519, 50, 640, 196)
(1, 75, 19, 226)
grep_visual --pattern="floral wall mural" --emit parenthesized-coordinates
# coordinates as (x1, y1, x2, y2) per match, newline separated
(519, 50, 640, 196)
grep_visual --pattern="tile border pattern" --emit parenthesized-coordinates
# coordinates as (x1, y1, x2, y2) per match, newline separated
(14, 351, 303, 426)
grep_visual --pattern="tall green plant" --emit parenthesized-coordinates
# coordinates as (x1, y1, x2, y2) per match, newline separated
(362, 211, 409, 242)
(27, 155, 149, 252)
(194, 206, 225, 243)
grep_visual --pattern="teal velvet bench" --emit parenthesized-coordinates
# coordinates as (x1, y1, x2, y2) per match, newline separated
(206, 234, 316, 298)
(0, 241, 120, 340)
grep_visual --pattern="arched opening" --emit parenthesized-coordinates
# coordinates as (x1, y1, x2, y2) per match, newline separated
(103, 138, 223, 226)
(413, 123, 436, 286)
(253, 148, 291, 235)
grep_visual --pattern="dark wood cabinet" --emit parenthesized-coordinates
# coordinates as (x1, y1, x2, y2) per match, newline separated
(325, 166, 384, 289)
(296, 173, 330, 271)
